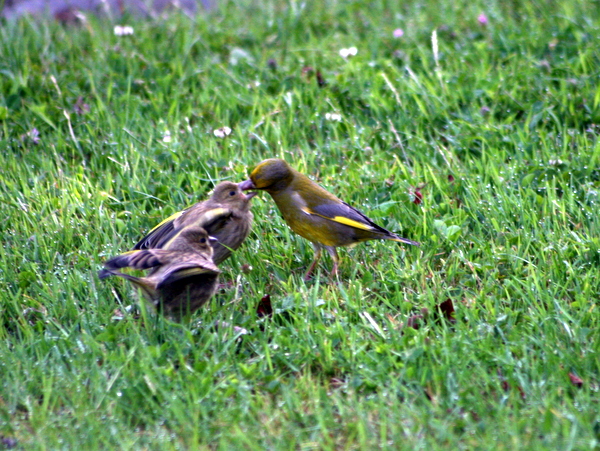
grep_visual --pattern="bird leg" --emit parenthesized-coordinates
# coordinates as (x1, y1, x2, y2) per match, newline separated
(325, 246, 339, 279)
(304, 244, 323, 281)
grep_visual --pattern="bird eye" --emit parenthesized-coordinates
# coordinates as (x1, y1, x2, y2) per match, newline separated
(200, 238, 206, 243)
(229, 191, 236, 196)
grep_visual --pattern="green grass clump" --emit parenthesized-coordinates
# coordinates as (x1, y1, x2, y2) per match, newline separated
(1, 0, 600, 448)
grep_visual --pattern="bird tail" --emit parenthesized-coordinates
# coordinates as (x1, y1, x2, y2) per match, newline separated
(103, 250, 163, 271)
(391, 236, 420, 247)
(98, 268, 117, 280)
(98, 268, 158, 301)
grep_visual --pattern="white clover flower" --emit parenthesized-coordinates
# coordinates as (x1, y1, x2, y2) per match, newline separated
(162, 131, 172, 143)
(114, 25, 134, 36)
(229, 47, 254, 65)
(325, 112, 342, 122)
(339, 47, 358, 58)
(283, 91, 293, 107)
(213, 126, 232, 138)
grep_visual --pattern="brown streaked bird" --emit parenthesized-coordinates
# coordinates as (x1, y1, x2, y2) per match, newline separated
(239, 158, 420, 280)
(134, 181, 256, 265)
(99, 226, 220, 319)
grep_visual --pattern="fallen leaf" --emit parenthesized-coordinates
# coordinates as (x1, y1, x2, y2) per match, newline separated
(437, 298, 456, 323)
(256, 294, 273, 318)
(330, 377, 345, 389)
(497, 368, 526, 399)
(403, 308, 429, 330)
(424, 384, 437, 404)
(302, 66, 314, 79)
(569, 372, 583, 388)
(316, 70, 327, 87)
(74, 96, 90, 115)
(410, 183, 426, 205)
(412, 187, 423, 205)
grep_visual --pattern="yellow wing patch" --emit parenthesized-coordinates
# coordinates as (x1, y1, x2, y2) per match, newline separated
(147, 211, 184, 233)
(327, 215, 375, 231)
(172, 266, 220, 278)
(197, 207, 230, 226)
(121, 250, 142, 255)
(148, 206, 229, 234)
(302, 207, 375, 232)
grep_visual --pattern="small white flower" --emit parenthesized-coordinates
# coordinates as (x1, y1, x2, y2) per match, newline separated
(162, 131, 172, 143)
(229, 47, 254, 65)
(184, 117, 193, 132)
(393, 28, 404, 38)
(339, 47, 358, 58)
(283, 91, 293, 107)
(325, 112, 342, 122)
(114, 25, 134, 36)
(213, 126, 232, 138)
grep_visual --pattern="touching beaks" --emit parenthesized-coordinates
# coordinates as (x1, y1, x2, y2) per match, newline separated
(238, 179, 256, 191)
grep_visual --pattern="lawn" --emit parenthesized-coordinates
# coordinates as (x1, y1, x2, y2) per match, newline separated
(1, 0, 600, 449)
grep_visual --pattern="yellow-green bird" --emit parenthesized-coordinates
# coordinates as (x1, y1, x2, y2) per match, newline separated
(99, 226, 220, 319)
(134, 181, 256, 265)
(239, 158, 420, 279)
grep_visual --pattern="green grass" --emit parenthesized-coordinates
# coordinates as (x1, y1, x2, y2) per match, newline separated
(1, 0, 600, 448)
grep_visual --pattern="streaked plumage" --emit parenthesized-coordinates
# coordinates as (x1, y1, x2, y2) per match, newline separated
(99, 226, 220, 319)
(239, 158, 420, 279)
(134, 181, 255, 265)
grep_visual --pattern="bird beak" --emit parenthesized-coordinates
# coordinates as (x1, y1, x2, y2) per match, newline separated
(238, 179, 256, 191)
(208, 236, 219, 243)
(244, 191, 257, 200)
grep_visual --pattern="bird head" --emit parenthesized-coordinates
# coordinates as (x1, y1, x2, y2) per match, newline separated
(177, 226, 217, 255)
(211, 181, 257, 209)
(239, 159, 294, 193)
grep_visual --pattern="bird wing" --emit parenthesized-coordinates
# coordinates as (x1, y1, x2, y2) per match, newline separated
(103, 249, 181, 271)
(133, 210, 185, 249)
(301, 200, 391, 235)
(156, 262, 220, 289)
(304, 201, 420, 246)
(103, 248, 219, 278)
(134, 206, 233, 250)
(184, 207, 234, 236)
